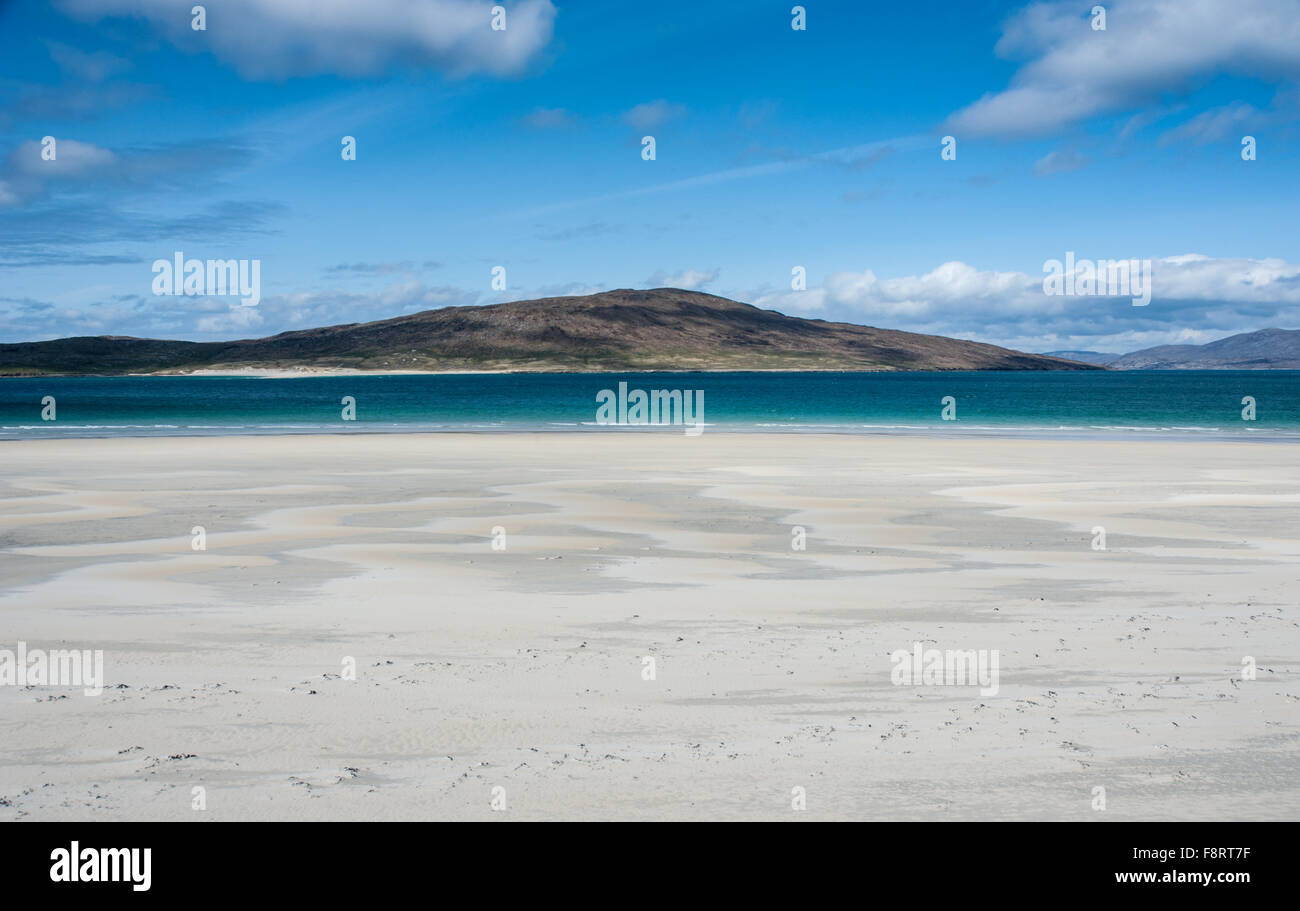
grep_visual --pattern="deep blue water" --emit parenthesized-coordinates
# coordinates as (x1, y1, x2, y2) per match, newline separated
(0, 372, 1297, 440)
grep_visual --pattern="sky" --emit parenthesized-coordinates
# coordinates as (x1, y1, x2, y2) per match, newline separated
(0, 0, 1298, 354)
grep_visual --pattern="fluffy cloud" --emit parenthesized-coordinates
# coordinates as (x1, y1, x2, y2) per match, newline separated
(752, 254, 1300, 353)
(0, 136, 256, 213)
(56, 0, 556, 79)
(0, 139, 116, 207)
(645, 268, 718, 291)
(946, 0, 1300, 137)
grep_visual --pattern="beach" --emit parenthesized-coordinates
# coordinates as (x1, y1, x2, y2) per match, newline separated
(0, 432, 1296, 820)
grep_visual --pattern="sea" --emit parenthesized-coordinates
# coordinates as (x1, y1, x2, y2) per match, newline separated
(1, 371, 1297, 441)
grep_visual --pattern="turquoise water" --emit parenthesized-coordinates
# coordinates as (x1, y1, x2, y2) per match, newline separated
(0, 371, 1297, 440)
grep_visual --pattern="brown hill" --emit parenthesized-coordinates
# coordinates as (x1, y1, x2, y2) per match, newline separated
(0, 288, 1099, 375)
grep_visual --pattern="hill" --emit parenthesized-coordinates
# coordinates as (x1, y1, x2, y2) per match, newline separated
(1106, 328, 1300, 369)
(1041, 350, 1121, 366)
(0, 288, 1100, 376)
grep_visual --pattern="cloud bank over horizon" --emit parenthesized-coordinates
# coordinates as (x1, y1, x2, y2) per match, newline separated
(748, 253, 1300, 353)
(5, 253, 1298, 358)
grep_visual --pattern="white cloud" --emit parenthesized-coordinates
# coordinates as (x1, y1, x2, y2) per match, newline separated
(10, 138, 115, 178)
(57, 0, 557, 79)
(196, 302, 264, 334)
(535, 281, 607, 298)
(622, 100, 686, 131)
(747, 287, 827, 314)
(1033, 147, 1088, 175)
(0, 139, 116, 206)
(0, 279, 485, 342)
(1159, 101, 1258, 145)
(751, 254, 1300, 352)
(195, 279, 479, 335)
(645, 268, 718, 291)
(946, 0, 1300, 137)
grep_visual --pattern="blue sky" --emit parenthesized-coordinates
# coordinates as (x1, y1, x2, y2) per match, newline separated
(1, 0, 1298, 353)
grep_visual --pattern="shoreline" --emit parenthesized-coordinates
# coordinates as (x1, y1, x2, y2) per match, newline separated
(3, 425, 1299, 443)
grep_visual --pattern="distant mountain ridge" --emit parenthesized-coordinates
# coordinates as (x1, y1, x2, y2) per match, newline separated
(1044, 328, 1300, 370)
(1106, 328, 1300, 369)
(1041, 350, 1120, 366)
(0, 288, 1096, 376)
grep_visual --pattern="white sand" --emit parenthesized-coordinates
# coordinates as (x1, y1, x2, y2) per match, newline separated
(0, 433, 1296, 820)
